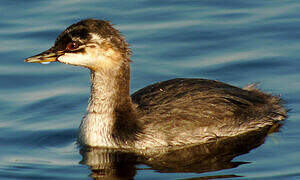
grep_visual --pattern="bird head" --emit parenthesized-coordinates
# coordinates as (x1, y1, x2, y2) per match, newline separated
(25, 19, 131, 70)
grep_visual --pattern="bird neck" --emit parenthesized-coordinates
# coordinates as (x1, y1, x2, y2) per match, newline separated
(88, 64, 132, 116)
(79, 62, 139, 147)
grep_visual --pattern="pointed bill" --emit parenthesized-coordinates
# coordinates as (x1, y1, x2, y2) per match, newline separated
(25, 48, 64, 63)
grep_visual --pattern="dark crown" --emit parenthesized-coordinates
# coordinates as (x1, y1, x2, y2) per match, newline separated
(54, 19, 131, 60)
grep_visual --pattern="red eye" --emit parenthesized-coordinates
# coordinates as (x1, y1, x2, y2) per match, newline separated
(66, 42, 79, 51)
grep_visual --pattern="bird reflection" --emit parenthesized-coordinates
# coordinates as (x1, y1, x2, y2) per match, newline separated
(79, 124, 282, 179)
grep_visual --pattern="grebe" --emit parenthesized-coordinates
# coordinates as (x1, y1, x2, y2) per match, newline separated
(25, 19, 287, 149)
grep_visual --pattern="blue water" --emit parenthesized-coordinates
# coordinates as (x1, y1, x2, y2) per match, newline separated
(0, 0, 300, 179)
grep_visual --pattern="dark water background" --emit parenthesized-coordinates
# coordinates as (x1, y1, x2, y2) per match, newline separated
(0, 0, 299, 179)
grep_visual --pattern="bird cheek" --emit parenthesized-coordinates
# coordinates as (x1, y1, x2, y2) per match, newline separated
(57, 55, 68, 64)
(57, 53, 87, 66)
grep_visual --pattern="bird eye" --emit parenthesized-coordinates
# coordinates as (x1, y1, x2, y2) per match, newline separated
(66, 42, 79, 51)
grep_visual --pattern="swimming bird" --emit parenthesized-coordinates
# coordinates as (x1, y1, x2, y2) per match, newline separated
(25, 19, 287, 150)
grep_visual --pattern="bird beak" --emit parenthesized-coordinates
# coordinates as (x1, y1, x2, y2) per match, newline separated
(25, 48, 64, 63)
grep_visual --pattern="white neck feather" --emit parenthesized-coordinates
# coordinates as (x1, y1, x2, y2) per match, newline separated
(78, 70, 119, 147)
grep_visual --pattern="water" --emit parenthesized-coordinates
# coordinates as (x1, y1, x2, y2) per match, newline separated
(0, 0, 299, 179)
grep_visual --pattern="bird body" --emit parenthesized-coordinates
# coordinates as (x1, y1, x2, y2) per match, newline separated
(25, 19, 287, 150)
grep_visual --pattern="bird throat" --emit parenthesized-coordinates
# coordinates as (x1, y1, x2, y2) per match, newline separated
(78, 62, 137, 147)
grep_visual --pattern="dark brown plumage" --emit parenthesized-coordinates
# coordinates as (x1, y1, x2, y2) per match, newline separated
(132, 78, 286, 146)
